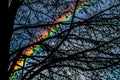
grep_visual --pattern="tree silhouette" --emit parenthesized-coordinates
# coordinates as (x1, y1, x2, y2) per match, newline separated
(8, 0, 120, 80)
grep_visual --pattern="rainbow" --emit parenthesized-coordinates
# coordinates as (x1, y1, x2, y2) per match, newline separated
(9, 0, 91, 79)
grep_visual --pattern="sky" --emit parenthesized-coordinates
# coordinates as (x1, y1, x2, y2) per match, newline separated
(9, 0, 120, 80)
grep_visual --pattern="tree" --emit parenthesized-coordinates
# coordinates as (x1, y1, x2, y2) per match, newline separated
(8, 0, 120, 80)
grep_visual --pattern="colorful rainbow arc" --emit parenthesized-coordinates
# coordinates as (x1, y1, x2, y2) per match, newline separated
(10, 0, 91, 79)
